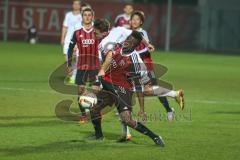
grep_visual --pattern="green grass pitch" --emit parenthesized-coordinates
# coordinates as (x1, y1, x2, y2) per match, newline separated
(0, 42, 240, 160)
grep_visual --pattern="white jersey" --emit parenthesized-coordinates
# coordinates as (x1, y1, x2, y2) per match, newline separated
(137, 28, 149, 43)
(63, 12, 82, 44)
(99, 26, 132, 54)
(136, 28, 150, 54)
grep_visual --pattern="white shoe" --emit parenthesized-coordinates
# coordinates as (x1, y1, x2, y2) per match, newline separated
(167, 108, 175, 122)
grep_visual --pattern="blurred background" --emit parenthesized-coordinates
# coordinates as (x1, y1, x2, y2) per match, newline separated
(0, 0, 239, 52)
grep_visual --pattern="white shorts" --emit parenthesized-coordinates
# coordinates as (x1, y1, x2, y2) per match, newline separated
(63, 42, 70, 55)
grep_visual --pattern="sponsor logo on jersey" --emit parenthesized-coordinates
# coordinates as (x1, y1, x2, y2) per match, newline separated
(82, 39, 95, 45)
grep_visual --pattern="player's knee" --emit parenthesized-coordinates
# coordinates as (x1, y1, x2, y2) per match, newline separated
(121, 116, 135, 128)
(90, 108, 101, 119)
(78, 86, 85, 95)
(92, 85, 100, 94)
(123, 119, 135, 128)
(144, 85, 153, 95)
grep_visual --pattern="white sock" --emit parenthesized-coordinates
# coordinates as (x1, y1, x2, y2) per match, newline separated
(126, 126, 130, 136)
(160, 90, 177, 98)
(72, 54, 78, 79)
(72, 68, 77, 79)
(121, 123, 130, 136)
(152, 86, 177, 98)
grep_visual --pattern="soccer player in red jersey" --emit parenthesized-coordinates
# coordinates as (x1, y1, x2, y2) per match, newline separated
(67, 8, 100, 123)
(92, 19, 184, 143)
(113, 4, 134, 29)
(94, 18, 155, 141)
(131, 11, 175, 122)
(89, 31, 165, 147)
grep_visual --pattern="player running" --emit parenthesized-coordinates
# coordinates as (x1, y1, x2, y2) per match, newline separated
(67, 8, 100, 124)
(93, 19, 184, 141)
(89, 31, 165, 147)
(61, 0, 82, 83)
(130, 11, 175, 122)
(94, 19, 155, 141)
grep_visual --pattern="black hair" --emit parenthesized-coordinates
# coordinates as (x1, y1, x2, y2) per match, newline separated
(94, 19, 110, 32)
(131, 10, 145, 26)
(131, 30, 143, 45)
(124, 3, 133, 8)
(81, 2, 91, 8)
(73, 0, 81, 4)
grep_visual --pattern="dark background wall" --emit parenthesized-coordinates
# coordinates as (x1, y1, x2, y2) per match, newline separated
(0, 0, 200, 50)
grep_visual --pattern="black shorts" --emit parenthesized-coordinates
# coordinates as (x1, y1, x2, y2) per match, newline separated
(75, 70, 99, 86)
(148, 70, 158, 85)
(94, 81, 133, 113)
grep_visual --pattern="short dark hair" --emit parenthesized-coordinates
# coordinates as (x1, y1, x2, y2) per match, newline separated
(131, 10, 145, 26)
(131, 30, 143, 46)
(81, 2, 91, 8)
(73, 0, 81, 4)
(82, 7, 94, 16)
(94, 19, 110, 32)
(125, 4, 133, 8)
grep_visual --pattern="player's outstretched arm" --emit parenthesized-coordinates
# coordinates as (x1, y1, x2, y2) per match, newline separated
(98, 51, 113, 76)
(141, 38, 155, 52)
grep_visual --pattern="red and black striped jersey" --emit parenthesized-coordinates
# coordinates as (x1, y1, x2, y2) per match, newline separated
(68, 27, 100, 70)
(103, 48, 133, 89)
(103, 47, 150, 90)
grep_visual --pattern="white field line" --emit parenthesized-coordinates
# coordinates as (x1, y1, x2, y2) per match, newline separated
(0, 87, 55, 94)
(0, 87, 240, 105)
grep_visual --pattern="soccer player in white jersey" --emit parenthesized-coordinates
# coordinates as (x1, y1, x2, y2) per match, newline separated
(131, 11, 175, 122)
(61, 0, 82, 83)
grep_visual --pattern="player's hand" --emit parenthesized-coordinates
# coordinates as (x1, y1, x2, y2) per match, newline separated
(73, 45, 78, 55)
(61, 39, 64, 46)
(67, 66, 73, 76)
(138, 110, 147, 123)
(98, 69, 105, 77)
(148, 44, 155, 52)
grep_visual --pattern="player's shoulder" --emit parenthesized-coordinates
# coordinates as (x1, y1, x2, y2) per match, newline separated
(74, 23, 83, 31)
(138, 28, 147, 35)
(115, 14, 125, 20)
(65, 11, 73, 17)
(73, 27, 83, 35)
(138, 28, 149, 41)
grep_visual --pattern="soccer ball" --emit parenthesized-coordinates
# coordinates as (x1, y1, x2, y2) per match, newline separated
(79, 92, 97, 109)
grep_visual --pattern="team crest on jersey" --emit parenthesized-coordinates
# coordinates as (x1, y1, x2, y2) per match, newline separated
(119, 59, 125, 66)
